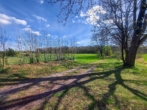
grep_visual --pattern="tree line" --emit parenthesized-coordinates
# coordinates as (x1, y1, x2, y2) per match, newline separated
(0, 27, 77, 67)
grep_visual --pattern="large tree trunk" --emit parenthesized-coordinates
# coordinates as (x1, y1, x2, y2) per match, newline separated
(125, 41, 139, 67)
(124, 0, 147, 67)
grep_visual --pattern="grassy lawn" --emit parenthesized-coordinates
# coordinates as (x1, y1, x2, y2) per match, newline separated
(75, 54, 99, 64)
(6, 54, 99, 65)
(0, 54, 147, 109)
(142, 54, 147, 61)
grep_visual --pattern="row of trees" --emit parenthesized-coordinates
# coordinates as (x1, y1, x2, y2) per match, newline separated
(0, 27, 77, 67)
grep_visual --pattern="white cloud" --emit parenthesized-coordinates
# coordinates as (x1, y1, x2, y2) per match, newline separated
(32, 31, 41, 36)
(80, 6, 106, 25)
(23, 27, 31, 31)
(86, 15, 99, 25)
(76, 42, 81, 44)
(47, 34, 50, 37)
(23, 27, 41, 36)
(103, 19, 113, 24)
(33, 14, 47, 22)
(0, 13, 27, 25)
(46, 24, 50, 27)
(76, 39, 90, 46)
(80, 11, 86, 17)
(0, 18, 11, 25)
(38, 0, 44, 4)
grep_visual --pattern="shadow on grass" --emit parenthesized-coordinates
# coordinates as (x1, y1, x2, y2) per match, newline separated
(0, 63, 147, 110)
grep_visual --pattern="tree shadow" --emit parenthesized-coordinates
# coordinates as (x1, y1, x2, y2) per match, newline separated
(0, 64, 147, 110)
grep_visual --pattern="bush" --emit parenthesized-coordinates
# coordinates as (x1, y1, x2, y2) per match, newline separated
(0, 67, 11, 74)
(103, 46, 113, 56)
(6, 48, 18, 57)
(24, 53, 30, 56)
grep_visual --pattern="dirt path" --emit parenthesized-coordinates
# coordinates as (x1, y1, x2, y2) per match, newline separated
(0, 65, 96, 110)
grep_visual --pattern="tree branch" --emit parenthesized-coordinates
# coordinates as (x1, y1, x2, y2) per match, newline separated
(139, 34, 147, 45)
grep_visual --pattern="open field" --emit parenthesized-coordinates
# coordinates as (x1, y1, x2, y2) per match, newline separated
(0, 54, 147, 110)
(6, 54, 99, 65)
(0, 54, 99, 79)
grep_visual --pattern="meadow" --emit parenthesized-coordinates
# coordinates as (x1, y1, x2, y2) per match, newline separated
(0, 54, 100, 86)
(6, 54, 99, 65)
(0, 54, 147, 109)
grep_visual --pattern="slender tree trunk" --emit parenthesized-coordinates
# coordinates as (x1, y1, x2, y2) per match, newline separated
(2, 53, 5, 67)
(100, 49, 103, 56)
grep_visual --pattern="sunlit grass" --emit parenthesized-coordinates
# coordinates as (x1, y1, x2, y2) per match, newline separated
(7, 54, 99, 65)
(75, 54, 99, 64)
(142, 54, 147, 61)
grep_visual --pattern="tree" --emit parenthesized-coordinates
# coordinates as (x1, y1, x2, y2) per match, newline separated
(0, 26, 8, 67)
(46, 0, 98, 24)
(98, 0, 147, 66)
(16, 31, 25, 64)
(92, 27, 108, 56)
(125, 0, 147, 66)
(24, 29, 39, 64)
(6, 48, 18, 57)
(46, 0, 147, 66)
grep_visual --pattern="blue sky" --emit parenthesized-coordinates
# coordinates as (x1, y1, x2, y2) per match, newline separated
(0, 0, 100, 48)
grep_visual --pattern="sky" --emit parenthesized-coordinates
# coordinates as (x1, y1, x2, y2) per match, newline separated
(0, 0, 104, 48)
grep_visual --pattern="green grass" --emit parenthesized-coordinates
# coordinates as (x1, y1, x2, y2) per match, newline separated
(75, 54, 99, 64)
(6, 54, 99, 65)
(142, 54, 147, 61)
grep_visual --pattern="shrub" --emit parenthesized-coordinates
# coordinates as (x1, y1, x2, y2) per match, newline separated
(103, 46, 113, 56)
(6, 48, 18, 57)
